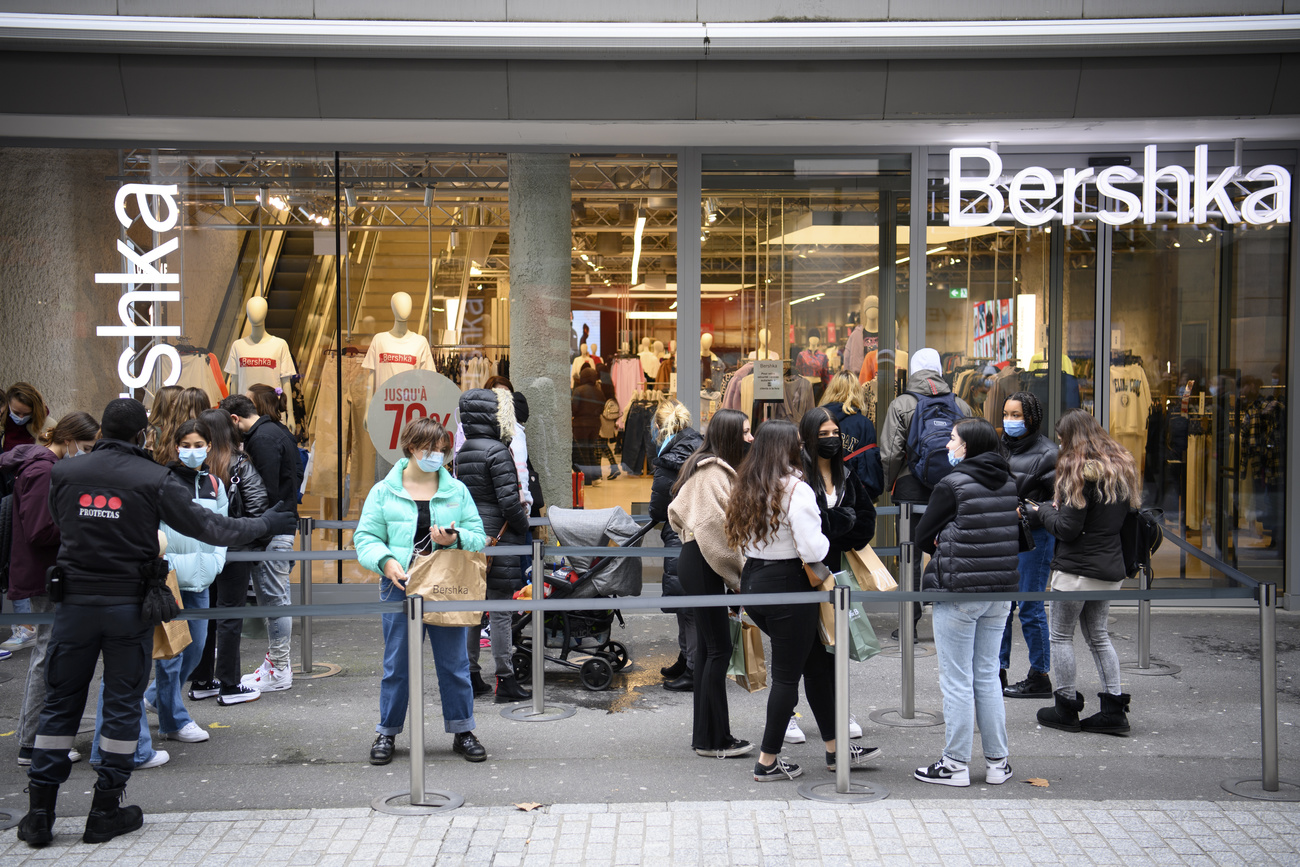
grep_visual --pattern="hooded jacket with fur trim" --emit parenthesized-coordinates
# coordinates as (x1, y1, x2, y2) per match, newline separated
(456, 388, 531, 590)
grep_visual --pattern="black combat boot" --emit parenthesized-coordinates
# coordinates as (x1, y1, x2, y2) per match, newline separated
(82, 786, 144, 844)
(16, 782, 58, 848)
(494, 675, 532, 703)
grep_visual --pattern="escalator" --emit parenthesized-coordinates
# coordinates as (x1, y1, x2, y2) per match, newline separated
(264, 231, 314, 341)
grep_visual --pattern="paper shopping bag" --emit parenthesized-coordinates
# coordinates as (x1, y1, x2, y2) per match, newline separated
(835, 571, 882, 662)
(151, 570, 190, 660)
(845, 545, 898, 592)
(731, 618, 767, 693)
(817, 574, 836, 646)
(405, 549, 487, 627)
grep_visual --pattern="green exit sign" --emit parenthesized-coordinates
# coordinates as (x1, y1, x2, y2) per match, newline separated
(949, 287, 968, 299)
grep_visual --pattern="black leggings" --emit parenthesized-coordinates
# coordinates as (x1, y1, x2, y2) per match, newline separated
(741, 557, 836, 756)
(678, 541, 734, 750)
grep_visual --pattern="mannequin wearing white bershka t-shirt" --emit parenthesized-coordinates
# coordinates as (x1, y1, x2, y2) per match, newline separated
(364, 293, 435, 481)
(226, 297, 296, 427)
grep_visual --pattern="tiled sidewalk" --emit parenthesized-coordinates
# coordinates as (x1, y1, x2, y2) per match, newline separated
(1, 798, 1297, 866)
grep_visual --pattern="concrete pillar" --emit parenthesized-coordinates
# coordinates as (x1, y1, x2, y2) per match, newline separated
(0, 148, 122, 422)
(509, 153, 572, 510)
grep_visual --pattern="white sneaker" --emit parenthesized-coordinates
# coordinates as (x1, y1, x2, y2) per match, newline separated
(848, 714, 863, 739)
(784, 715, 806, 744)
(0, 626, 36, 651)
(244, 661, 293, 692)
(0, 648, 11, 661)
(914, 756, 970, 787)
(137, 750, 170, 770)
(163, 721, 211, 743)
(986, 758, 1013, 785)
(143, 697, 157, 715)
(69, 748, 82, 763)
(240, 654, 273, 686)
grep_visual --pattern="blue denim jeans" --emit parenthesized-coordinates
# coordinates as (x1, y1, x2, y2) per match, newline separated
(377, 579, 476, 736)
(999, 527, 1054, 673)
(145, 589, 209, 734)
(932, 599, 1013, 764)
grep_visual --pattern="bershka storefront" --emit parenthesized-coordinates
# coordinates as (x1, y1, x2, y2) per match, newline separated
(0, 13, 1295, 599)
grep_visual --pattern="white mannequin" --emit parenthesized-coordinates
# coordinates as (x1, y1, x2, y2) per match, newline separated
(863, 295, 880, 334)
(700, 332, 717, 360)
(639, 338, 661, 380)
(226, 296, 296, 427)
(571, 342, 595, 385)
(389, 291, 412, 339)
(653, 339, 667, 359)
(364, 291, 435, 396)
(748, 328, 780, 361)
(668, 339, 677, 357)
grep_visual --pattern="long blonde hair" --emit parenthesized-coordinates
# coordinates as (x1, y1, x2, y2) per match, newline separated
(5, 382, 48, 439)
(1054, 409, 1141, 510)
(653, 400, 691, 446)
(819, 370, 868, 416)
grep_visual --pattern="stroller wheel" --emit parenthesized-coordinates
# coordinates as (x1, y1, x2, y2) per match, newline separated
(599, 641, 630, 672)
(579, 656, 615, 691)
(512, 651, 532, 684)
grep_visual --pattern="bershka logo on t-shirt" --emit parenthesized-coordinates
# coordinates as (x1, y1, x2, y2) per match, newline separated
(78, 492, 122, 519)
(378, 353, 417, 366)
(240, 357, 276, 368)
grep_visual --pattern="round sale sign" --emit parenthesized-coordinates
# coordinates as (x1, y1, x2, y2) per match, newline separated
(365, 369, 463, 465)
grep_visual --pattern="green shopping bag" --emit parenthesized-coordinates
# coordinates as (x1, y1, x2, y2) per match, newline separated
(834, 571, 882, 662)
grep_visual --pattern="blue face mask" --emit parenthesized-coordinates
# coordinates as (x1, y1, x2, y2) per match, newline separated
(178, 447, 207, 469)
(947, 450, 963, 468)
(417, 451, 445, 473)
(10, 411, 30, 426)
(1003, 419, 1026, 438)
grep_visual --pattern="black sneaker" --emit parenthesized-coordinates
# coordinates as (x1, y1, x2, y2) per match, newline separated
(369, 734, 395, 765)
(695, 737, 754, 758)
(188, 680, 220, 701)
(1004, 671, 1053, 699)
(826, 743, 882, 771)
(753, 757, 802, 782)
(216, 683, 261, 706)
(452, 731, 487, 763)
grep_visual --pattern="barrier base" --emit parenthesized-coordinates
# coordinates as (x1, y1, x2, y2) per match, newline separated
(1220, 778, 1300, 802)
(1119, 659, 1182, 677)
(0, 809, 19, 831)
(500, 702, 576, 722)
(878, 643, 935, 659)
(292, 662, 343, 679)
(0, 671, 12, 685)
(371, 789, 464, 815)
(798, 780, 889, 804)
(868, 708, 944, 728)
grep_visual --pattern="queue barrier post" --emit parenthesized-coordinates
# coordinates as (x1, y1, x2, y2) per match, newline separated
(799, 583, 889, 803)
(869, 504, 943, 730)
(372, 594, 463, 815)
(293, 517, 341, 679)
(501, 536, 575, 722)
(1120, 562, 1181, 677)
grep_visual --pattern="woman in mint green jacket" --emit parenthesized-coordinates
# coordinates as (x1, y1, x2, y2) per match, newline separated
(354, 417, 489, 766)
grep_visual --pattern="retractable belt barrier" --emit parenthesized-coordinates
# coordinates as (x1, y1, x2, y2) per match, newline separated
(0, 505, 1288, 808)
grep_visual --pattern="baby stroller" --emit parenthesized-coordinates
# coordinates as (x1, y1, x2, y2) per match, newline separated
(510, 506, 651, 691)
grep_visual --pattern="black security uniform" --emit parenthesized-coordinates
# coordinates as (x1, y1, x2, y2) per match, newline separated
(31, 438, 286, 792)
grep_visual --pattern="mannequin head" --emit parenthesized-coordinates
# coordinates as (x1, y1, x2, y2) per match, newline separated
(700, 332, 714, 356)
(862, 295, 879, 332)
(246, 296, 268, 327)
(639, 337, 652, 353)
(808, 335, 821, 351)
(579, 342, 590, 358)
(652, 339, 666, 357)
(589, 343, 598, 357)
(669, 339, 677, 354)
(757, 328, 770, 349)
(391, 292, 412, 322)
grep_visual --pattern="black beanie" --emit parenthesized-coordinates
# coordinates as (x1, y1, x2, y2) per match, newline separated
(101, 398, 149, 442)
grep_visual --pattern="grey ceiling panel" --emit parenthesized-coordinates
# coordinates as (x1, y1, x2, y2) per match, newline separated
(314, 0, 507, 19)
(1076, 55, 1279, 117)
(118, 0, 315, 15)
(507, 0, 696, 21)
(120, 56, 321, 118)
(1270, 52, 1300, 113)
(697, 61, 886, 120)
(1287, 0, 1300, 11)
(316, 59, 508, 119)
(0, 51, 126, 115)
(884, 59, 1081, 119)
(0, 0, 114, 11)
(888, 0, 1083, 19)
(1083, 0, 1282, 16)
(698, 0, 888, 18)
(507, 61, 695, 120)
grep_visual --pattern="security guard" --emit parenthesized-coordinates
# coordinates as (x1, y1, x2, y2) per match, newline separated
(17, 399, 297, 848)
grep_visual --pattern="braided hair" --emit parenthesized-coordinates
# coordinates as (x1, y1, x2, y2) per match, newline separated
(1005, 391, 1043, 436)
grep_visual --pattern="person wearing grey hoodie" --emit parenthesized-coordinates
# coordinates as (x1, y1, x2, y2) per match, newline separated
(878, 348, 973, 639)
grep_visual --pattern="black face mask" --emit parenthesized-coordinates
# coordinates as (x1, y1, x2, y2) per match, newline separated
(740, 440, 752, 461)
(816, 436, 842, 460)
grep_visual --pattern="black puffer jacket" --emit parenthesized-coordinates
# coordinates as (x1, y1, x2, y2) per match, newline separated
(1036, 468, 1129, 582)
(456, 388, 530, 591)
(648, 427, 704, 595)
(1003, 431, 1057, 528)
(916, 451, 1020, 593)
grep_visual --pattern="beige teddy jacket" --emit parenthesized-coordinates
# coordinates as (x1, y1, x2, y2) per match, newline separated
(666, 456, 744, 591)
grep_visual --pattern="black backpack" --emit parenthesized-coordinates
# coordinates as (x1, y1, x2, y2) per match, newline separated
(904, 388, 963, 489)
(1121, 507, 1164, 579)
